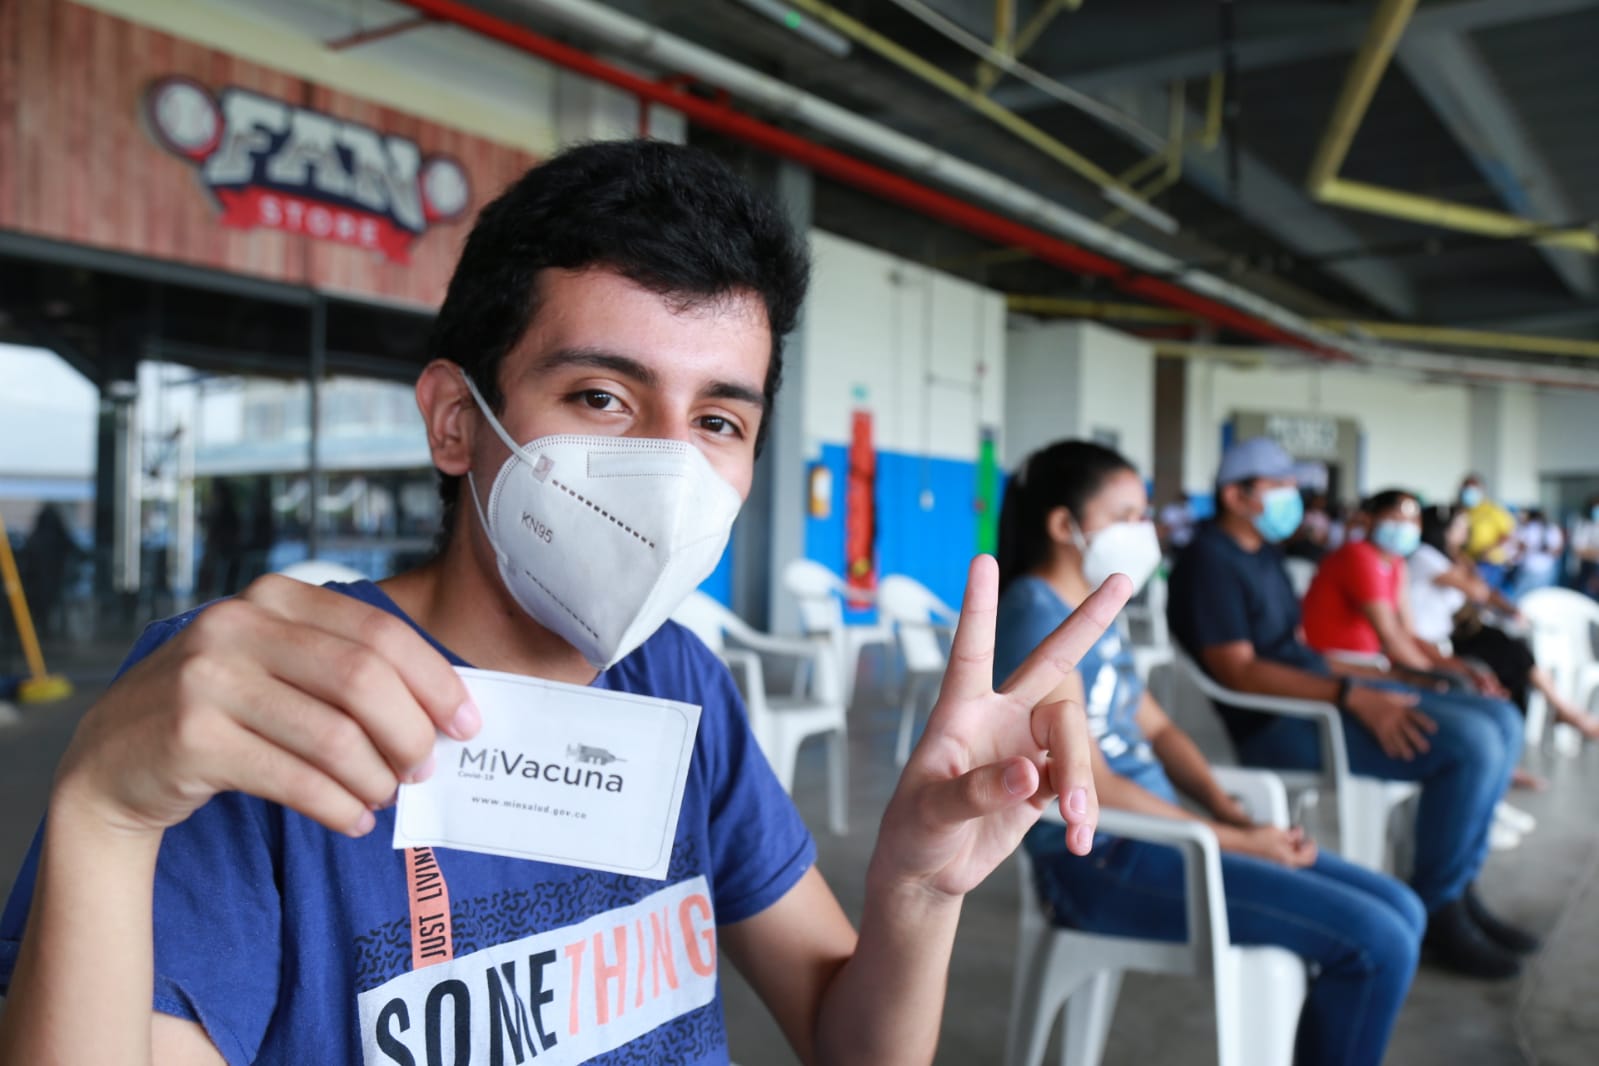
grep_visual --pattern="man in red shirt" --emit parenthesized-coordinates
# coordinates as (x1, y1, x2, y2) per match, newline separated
(1305, 490, 1504, 694)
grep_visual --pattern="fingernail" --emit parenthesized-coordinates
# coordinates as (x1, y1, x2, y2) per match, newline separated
(1003, 762, 1030, 796)
(373, 788, 398, 810)
(449, 700, 481, 740)
(1067, 787, 1088, 817)
(404, 754, 436, 785)
(349, 809, 376, 837)
(1072, 823, 1094, 853)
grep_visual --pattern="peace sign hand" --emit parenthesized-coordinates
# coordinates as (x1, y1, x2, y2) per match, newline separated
(866, 555, 1131, 901)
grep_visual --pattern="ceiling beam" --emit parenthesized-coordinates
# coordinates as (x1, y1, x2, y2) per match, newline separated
(1396, 30, 1596, 298)
(991, 0, 1599, 109)
(1092, 85, 1418, 318)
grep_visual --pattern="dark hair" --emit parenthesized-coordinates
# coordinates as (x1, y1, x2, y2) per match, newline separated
(429, 139, 811, 543)
(1213, 476, 1260, 514)
(1420, 504, 1459, 555)
(1360, 488, 1415, 518)
(997, 440, 1136, 591)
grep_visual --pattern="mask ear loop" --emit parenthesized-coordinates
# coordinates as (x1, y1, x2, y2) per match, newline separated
(459, 370, 521, 552)
(460, 369, 530, 461)
(1067, 513, 1091, 554)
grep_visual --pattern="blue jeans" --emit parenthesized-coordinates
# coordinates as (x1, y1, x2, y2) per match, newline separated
(1235, 686, 1521, 910)
(1029, 828, 1424, 1066)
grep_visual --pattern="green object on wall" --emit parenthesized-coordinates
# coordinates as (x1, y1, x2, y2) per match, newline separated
(975, 428, 1000, 555)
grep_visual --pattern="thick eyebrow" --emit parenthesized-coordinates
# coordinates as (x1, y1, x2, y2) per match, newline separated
(532, 346, 766, 411)
(531, 347, 659, 387)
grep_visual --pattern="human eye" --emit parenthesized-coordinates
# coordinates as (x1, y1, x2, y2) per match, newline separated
(696, 414, 745, 439)
(569, 389, 622, 412)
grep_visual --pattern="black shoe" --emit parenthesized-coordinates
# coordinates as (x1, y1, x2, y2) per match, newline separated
(1466, 887, 1541, 955)
(1424, 900, 1523, 979)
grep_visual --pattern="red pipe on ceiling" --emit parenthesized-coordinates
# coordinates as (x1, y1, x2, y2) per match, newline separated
(394, 0, 1349, 361)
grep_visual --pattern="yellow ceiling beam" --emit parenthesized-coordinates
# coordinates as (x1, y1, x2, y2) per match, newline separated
(1306, 0, 1598, 256)
(1317, 320, 1599, 360)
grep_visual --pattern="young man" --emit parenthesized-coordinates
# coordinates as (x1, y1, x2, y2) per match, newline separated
(1167, 438, 1533, 980)
(0, 141, 1123, 1065)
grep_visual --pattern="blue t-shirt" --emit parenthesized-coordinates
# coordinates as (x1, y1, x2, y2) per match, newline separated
(994, 576, 1176, 807)
(0, 581, 815, 1066)
(1166, 521, 1328, 743)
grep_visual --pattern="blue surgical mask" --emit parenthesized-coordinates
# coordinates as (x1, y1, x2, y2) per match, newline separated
(1372, 520, 1422, 558)
(1462, 486, 1484, 508)
(1253, 486, 1304, 544)
(1591, 506, 1599, 524)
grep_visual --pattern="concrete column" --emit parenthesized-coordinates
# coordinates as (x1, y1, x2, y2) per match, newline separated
(724, 154, 812, 632)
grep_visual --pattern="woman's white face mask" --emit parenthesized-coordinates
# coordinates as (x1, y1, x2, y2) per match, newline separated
(1071, 517, 1164, 594)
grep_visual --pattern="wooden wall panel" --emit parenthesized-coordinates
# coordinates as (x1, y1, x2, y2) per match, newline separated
(0, 0, 542, 309)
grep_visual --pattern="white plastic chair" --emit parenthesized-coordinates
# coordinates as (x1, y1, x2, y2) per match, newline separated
(877, 574, 959, 767)
(1175, 652, 1417, 874)
(1520, 587, 1598, 752)
(1283, 557, 1317, 600)
(671, 592, 848, 834)
(1005, 767, 1307, 1066)
(781, 559, 895, 710)
(1125, 572, 1174, 709)
(276, 559, 368, 585)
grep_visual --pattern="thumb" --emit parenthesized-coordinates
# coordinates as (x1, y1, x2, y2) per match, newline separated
(922, 756, 1039, 828)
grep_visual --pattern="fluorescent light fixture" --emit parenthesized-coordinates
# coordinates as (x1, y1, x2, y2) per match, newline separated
(1101, 185, 1180, 235)
(734, 0, 852, 58)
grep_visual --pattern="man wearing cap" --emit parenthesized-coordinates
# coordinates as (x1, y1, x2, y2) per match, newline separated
(1167, 438, 1531, 980)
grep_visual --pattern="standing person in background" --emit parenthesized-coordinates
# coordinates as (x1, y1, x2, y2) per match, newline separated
(20, 504, 82, 641)
(1568, 496, 1599, 599)
(996, 440, 1422, 1066)
(1157, 493, 1195, 552)
(1287, 492, 1332, 563)
(1509, 509, 1563, 600)
(1459, 475, 1517, 592)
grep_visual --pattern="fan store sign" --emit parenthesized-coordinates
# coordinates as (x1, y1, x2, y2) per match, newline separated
(142, 76, 470, 264)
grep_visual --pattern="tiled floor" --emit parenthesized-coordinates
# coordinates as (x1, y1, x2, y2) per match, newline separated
(1, 651, 1595, 1064)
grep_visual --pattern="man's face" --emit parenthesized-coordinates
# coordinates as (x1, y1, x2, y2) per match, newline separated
(1225, 475, 1296, 519)
(476, 268, 771, 501)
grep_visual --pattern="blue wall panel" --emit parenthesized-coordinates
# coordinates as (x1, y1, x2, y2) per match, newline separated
(803, 443, 990, 617)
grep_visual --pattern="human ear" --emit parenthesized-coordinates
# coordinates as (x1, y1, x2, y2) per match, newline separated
(1046, 506, 1077, 548)
(416, 360, 475, 477)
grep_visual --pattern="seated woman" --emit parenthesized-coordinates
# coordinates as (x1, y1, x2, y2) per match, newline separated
(1303, 490, 1506, 694)
(1412, 504, 1599, 740)
(994, 441, 1423, 1066)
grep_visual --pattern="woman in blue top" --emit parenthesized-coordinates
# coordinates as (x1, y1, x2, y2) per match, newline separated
(994, 440, 1425, 1066)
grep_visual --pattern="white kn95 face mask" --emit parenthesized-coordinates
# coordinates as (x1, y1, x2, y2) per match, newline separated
(461, 371, 743, 669)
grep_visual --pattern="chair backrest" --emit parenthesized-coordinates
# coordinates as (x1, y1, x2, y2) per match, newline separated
(1145, 569, 1171, 647)
(277, 559, 368, 586)
(878, 574, 955, 674)
(782, 559, 848, 637)
(671, 591, 737, 654)
(1521, 586, 1599, 692)
(1283, 557, 1317, 600)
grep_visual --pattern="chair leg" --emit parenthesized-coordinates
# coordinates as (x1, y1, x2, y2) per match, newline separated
(826, 727, 849, 836)
(1005, 941, 1067, 1066)
(895, 679, 922, 768)
(1060, 970, 1122, 1066)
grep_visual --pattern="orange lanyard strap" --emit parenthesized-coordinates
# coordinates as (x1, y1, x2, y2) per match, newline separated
(404, 846, 454, 970)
